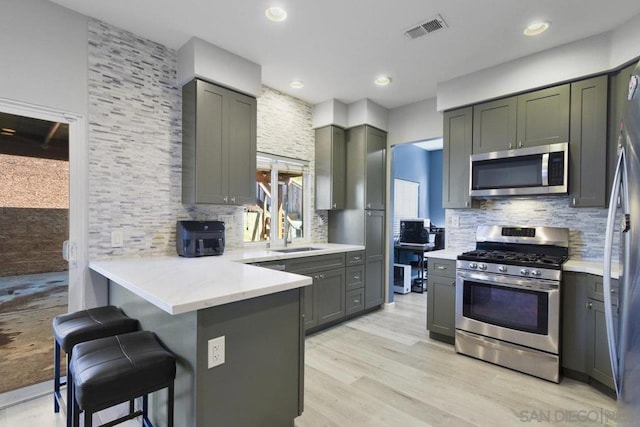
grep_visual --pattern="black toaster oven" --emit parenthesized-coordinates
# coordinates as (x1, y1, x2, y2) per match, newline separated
(176, 220, 225, 257)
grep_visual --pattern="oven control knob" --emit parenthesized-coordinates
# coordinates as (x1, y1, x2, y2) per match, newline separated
(530, 270, 541, 277)
(469, 262, 478, 269)
(498, 266, 507, 273)
(520, 268, 530, 276)
(478, 263, 488, 271)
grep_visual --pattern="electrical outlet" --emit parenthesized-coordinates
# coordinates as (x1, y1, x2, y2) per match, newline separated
(111, 229, 123, 248)
(208, 336, 225, 369)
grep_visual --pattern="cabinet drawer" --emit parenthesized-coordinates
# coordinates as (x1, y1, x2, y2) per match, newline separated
(345, 265, 364, 291)
(345, 288, 364, 316)
(427, 258, 456, 278)
(286, 253, 346, 275)
(346, 250, 365, 266)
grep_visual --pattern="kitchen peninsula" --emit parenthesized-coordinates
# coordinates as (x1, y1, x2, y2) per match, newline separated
(90, 244, 362, 427)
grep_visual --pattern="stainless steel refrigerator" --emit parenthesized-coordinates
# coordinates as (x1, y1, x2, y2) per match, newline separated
(604, 59, 640, 425)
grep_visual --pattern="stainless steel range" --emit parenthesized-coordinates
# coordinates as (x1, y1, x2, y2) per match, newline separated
(455, 225, 569, 383)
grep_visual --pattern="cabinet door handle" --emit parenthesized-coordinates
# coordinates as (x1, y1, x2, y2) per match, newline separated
(367, 211, 371, 216)
(223, 196, 228, 203)
(437, 265, 446, 270)
(332, 202, 337, 208)
(586, 301, 593, 309)
(231, 196, 236, 204)
(465, 201, 469, 207)
(451, 281, 456, 287)
(509, 142, 513, 149)
(518, 141, 523, 148)
(354, 299, 360, 304)
(367, 203, 371, 209)
(611, 288, 617, 294)
(353, 275, 361, 280)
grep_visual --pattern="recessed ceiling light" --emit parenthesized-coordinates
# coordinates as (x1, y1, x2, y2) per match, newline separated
(289, 80, 304, 89)
(374, 76, 392, 86)
(265, 7, 287, 22)
(524, 21, 550, 36)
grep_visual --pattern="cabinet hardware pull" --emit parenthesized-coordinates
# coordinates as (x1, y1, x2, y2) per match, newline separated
(319, 274, 325, 279)
(354, 299, 360, 303)
(223, 196, 228, 203)
(451, 281, 456, 286)
(354, 275, 360, 280)
(587, 301, 593, 309)
(509, 143, 513, 149)
(367, 211, 371, 216)
(332, 202, 337, 208)
(611, 288, 617, 293)
(572, 198, 576, 206)
(367, 203, 371, 208)
(231, 197, 236, 204)
(437, 266, 446, 270)
(518, 141, 523, 148)
(354, 256, 360, 260)
(465, 201, 469, 207)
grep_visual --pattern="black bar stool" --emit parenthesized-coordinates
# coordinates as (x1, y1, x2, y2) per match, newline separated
(52, 306, 139, 427)
(70, 330, 176, 427)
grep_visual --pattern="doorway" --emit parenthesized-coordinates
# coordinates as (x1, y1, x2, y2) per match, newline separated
(0, 112, 69, 394)
(0, 98, 86, 403)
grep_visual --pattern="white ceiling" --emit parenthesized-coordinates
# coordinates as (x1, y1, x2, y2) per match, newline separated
(49, 0, 640, 109)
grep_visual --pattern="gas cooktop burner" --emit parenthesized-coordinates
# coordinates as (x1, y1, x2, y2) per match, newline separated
(458, 249, 568, 269)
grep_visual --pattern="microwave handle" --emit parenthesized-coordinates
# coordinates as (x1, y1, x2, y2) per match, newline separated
(541, 153, 549, 186)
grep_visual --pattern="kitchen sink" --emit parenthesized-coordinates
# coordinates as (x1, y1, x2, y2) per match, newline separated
(271, 246, 323, 253)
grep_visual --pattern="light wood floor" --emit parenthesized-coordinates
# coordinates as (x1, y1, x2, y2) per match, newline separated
(0, 292, 617, 426)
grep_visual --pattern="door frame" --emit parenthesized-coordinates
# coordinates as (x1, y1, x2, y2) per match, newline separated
(0, 97, 88, 311)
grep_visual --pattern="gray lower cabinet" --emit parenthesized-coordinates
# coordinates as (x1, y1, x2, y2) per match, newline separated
(443, 107, 474, 208)
(315, 268, 346, 325)
(182, 79, 257, 205)
(562, 272, 617, 391)
(315, 125, 346, 210)
(569, 75, 608, 207)
(426, 258, 457, 342)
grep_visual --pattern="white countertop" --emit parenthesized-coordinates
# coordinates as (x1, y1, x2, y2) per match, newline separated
(563, 258, 621, 278)
(90, 243, 363, 315)
(423, 249, 461, 261)
(422, 250, 622, 278)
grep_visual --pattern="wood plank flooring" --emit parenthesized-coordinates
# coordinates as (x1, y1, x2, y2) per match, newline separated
(0, 292, 617, 426)
(295, 292, 617, 427)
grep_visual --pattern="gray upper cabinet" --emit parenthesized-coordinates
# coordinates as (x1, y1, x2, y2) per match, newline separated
(569, 75, 608, 208)
(346, 125, 386, 210)
(314, 126, 345, 210)
(608, 63, 637, 202)
(472, 96, 517, 153)
(182, 79, 256, 205)
(443, 107, 474, 208)
(516, 84, 570, 148)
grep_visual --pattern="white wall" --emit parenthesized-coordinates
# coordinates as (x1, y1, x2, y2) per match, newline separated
(437, 13, 640, 111)
(0, 0, 88, 115)
(387, 97, 442, 146)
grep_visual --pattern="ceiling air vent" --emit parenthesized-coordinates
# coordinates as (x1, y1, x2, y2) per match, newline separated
(404, 14, 448, 40)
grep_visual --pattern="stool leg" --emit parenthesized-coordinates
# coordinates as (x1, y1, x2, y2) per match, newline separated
(167, 383, 174, 427)
(66, 353, 73, 427)
(72, 389, 80, 427)
(54, 339, 60, 413)
(84, 409, 92, 427)
(142, 394, 149, 426)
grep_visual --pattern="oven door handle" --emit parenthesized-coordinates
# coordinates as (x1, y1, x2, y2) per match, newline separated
(456, 270, 559, 292)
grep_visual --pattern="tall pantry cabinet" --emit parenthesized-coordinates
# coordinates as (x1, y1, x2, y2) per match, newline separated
(329, 125, 386, 310)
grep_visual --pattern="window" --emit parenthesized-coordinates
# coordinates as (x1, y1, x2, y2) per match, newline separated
(244, 153, 310, 244)
(393, 178, 419, 238)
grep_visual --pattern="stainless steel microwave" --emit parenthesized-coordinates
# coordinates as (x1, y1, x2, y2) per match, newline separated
(469, 142, 568, 197)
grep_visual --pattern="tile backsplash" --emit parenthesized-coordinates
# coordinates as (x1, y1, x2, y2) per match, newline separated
(445, 196, 618, 261)
(87, 20, 324, 260)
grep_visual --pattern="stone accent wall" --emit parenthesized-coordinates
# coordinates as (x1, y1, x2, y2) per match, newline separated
(87, 20, 325, 259)
(257, 86, 328, 243)
(445, 196, 617, 260)
(0, 208, 68, 276)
